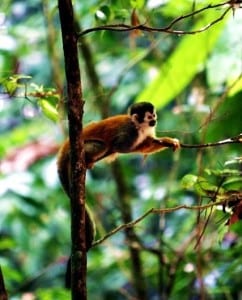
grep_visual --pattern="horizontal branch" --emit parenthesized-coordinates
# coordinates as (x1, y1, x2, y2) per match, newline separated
(79, 2, 231, 37)
(180, 134, 242, 149)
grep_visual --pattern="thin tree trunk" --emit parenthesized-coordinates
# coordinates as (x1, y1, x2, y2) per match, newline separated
(58, 1, 87, 299)
(0, 267, 8, 300)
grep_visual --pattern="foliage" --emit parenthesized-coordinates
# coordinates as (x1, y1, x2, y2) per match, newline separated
(0, 0, 241, 299)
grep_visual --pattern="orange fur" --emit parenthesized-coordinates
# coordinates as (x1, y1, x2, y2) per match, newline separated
(57, 102, 180, 189)
(83, 115, 131, 142)
(58, 114, 180, 176)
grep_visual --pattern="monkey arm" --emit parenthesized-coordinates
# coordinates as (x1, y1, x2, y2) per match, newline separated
(133, 136, 180, 154)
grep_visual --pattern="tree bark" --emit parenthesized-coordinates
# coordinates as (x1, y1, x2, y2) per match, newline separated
(0, 267, 8, 300)
(58, 1, 87, 299)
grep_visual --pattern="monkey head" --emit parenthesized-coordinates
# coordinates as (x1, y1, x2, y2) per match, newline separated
(129, 102, 157, 128)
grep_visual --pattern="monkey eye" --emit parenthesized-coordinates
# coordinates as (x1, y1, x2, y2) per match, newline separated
(147, 113, 156, 120)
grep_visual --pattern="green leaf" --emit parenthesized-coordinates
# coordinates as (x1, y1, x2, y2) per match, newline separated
(38, 99, 59, 122)
(36, 288, 70, 300)
(181, 174, 198, 190)
(137, 9, 228, 108)
(193, 177, 219, 196)
(181, 174, 221, 196)
(1, 74, 31, 95)
(206, 93, 242, 140)
(130, 0, 145, 9)
(205, 168, 241, 177)
(95, 5, 111, 22)
(222, 177, 242, 190)
(228, 76, 242, 97)
(4, 77, 18, 94)
(0, 237, 16, 250)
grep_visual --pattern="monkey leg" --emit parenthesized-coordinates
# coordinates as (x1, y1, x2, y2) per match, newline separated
(84, 140, 108, 168)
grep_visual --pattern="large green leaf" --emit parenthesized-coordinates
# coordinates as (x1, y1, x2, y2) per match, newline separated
(206, 92, 242, 140)
(137, 9, 229, 108)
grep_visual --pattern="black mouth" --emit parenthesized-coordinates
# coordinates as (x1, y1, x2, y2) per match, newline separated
(149, 120, 156, 127)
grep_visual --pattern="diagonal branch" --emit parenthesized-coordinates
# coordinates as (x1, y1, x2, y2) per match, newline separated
(92, 199, 228, 247)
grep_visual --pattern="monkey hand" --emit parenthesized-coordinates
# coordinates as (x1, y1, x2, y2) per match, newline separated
(155, 137, 180, 151)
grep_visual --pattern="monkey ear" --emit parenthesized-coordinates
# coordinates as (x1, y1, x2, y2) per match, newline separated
(131, 113, 139, 123)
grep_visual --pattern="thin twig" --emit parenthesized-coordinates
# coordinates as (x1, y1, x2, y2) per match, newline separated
(79, 2, 231, 37)
(180, 134, 242, 149)
(164, 1, 229, 30)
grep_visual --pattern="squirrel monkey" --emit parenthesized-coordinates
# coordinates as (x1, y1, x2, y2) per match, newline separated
(58, 102, 180, 195)
(57, 102, 179, 283)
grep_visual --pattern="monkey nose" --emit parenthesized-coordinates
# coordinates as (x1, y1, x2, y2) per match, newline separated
(149, 120, 156, 126)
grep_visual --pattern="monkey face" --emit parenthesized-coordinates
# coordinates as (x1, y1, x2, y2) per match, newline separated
(129, 102, 157, 128)
(144, 111, 157, 127)
(131, 110, 157, 129)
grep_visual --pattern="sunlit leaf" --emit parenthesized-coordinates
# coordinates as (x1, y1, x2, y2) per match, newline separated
(181, 174, 198, 190)
(228, 76, 242, 97)
(223, 177, 242, 190)
(0, 237, 16, 250)
(38, 99, 59, 122)
(137, 9, 229, 108)
(130, 0, 145, 9)
(0, 74, 31, 95)
(181, 174, 221, 196)
(95, 5, 111, 22)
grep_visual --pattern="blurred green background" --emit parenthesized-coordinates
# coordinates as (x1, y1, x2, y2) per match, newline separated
(0, 0, 242, 299)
